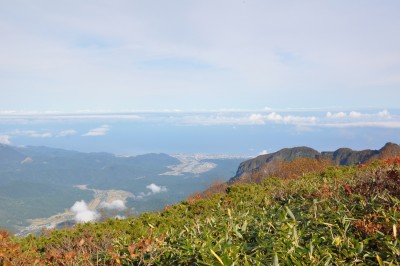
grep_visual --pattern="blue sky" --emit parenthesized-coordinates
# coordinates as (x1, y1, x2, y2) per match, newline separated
(1, 1, 400, 154)
(1, 1, 400, 112)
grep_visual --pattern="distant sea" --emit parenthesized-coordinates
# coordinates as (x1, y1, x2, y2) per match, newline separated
(1, 108, 399, 155)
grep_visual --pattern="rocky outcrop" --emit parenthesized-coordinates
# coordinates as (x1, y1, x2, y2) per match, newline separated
(234, 146, 320, 178)
(232, 142, 400, 181)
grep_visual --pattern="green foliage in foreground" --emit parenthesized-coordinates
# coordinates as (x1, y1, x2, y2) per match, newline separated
(2, 160, 400, 265)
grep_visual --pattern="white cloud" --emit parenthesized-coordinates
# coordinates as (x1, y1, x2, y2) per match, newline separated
(0, 109, 397, 130)
(70, 200, 99, 223)
(259, 150, 268, 155)
(133, 184, 168, 199)
(1, 109, 400, 143)
(378, 109, 391, 119)
(82, 125, 110, 136)
(248, 112, 317, 125)
(70, 201, 87, 213)
(57, 130, 78, 137)
(326, 112, 347, 119)
(265, 112, 283, 122)
(351, 110, 392, 120)
(349, 111, 362, 118)
(345, 110, 391, 120)
(146, 183, 167, 194)
(99, 200, 126, 211)
(248, 113, 265, 125)
(321, 109, 400, 128)
(0, 135, 11, 145)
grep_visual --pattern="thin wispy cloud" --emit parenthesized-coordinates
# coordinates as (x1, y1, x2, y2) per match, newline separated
(57, 130, 78, 137)
(0, 129, 80, 141)
(82, 125, 110, 137)
(0, 111, 142, 124)
(322, 121, 400, 129)
(13, 130, 53, 138)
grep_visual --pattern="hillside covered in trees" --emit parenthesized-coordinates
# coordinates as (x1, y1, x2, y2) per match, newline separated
(2, 154, 400, 265)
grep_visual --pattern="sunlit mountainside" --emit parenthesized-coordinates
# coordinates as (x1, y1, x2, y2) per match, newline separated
(233, 142, 400, 181)
(1, 145, 400, 265)
(1, 1, 400, 264)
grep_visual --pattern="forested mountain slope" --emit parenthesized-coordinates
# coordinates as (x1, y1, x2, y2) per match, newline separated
(2, 156, 400, 265)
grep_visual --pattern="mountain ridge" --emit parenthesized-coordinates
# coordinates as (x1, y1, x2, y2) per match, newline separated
(0, 144, 244, 233)
(232, 142, 400, 181)
(3, 152, 400, 264)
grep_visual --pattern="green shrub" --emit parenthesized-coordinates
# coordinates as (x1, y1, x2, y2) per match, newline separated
(2, 158, 400, 265)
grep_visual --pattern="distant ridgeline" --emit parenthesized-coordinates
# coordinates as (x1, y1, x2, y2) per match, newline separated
(0, 144, 244, 234)
(232, 142, 400, 181)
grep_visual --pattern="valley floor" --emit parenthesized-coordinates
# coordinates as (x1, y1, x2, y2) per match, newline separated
(16, 185, 133, 237)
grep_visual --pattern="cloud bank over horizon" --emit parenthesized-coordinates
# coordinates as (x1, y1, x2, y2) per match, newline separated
(0, 109, 398, 127)
(0, 108, 399, 156)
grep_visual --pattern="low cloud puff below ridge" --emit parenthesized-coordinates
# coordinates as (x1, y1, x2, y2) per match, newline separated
(146, 183, 167, 194)
(99, 200, 126, 211)
(70, 200, 99, 223)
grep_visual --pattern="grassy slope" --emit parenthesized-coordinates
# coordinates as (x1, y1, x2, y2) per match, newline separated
(1, 159, 400, 265)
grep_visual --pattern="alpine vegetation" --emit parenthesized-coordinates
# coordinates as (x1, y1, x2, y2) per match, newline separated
(2, 156, 400, 265)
